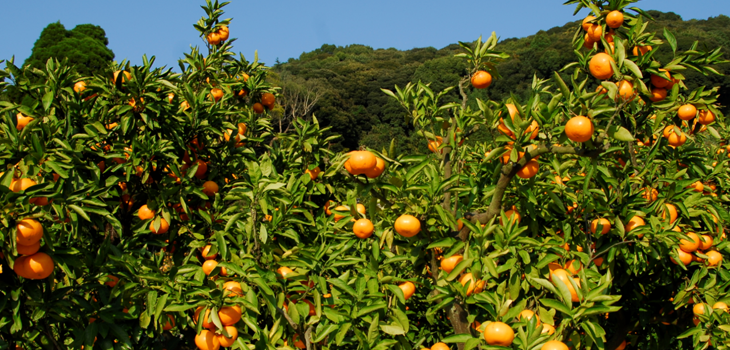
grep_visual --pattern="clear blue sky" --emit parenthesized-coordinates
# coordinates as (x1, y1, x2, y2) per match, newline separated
(1, 0, 728, 71)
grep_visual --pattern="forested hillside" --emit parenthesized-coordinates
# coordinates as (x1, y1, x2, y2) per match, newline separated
(273, 10, 730, 153)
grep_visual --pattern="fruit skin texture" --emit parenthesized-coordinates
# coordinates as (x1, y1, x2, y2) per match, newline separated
(565, 116, 594, 143)
(679, 232, 701, 253)
(16, 219, 44, 246)
(662, 203, 678, 223)
(218, 305, 242, 326)
(541, 340, 570, 350)
(399, 281, 416, 300)
(138, 205, 155, 220)
(706, 251, 723, 266)
(25, 252, 55, 279)
(364, 157, 385, 178)
(517, 160, 539, 179)
(589, 53, 615, 80)
(590, 218, 611, 235)
(430, 342, 450, 350)
(440, 255, 464, 273)
(345, 151, 377, 175)
(149, 218, 170, 234)
(671, 248, 693, 266)
(678, 104, 697, 120)
(195, 329, 221, 350)
(651, 69, 671, 88)
(606, 10, 624, 28)
(471, 70, 493, 89)
(223, 281, 243, 297)
(353, 218, 374, 239)
(394, 215, 421, 237)
(17, 241, 41, 255)
(277, 266, 294, 279)
(693, 303, 707, 316)
(713, 301, 728, 312)
(217, 325, 238, 347)
(698, 110, 715, 125)
(625, 216, 645, 232)
(459, 273, 484, 296)
(483, 321, 515, 346)
(699, 235, 713, 251)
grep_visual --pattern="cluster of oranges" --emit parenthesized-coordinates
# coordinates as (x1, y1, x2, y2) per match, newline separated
(344, 149, 386, 178)
(9, 177, 55, 280)
(253, 92, 276, 114)
(206, 26, 230, 46)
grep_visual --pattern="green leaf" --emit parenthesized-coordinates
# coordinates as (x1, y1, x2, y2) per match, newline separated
(540, 298, 573, 316)
(68, 205, 91, 221)
(441, 334, 474, 343)
(379, 324, 405, 335)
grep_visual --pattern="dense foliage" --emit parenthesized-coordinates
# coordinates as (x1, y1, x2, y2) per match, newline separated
(274, 10, 730, 153)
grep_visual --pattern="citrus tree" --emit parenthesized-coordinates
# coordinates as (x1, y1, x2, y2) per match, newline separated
(1, 1, 730, 350)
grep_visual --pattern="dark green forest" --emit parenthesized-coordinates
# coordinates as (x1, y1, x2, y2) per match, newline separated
(272, 10, 730, 153)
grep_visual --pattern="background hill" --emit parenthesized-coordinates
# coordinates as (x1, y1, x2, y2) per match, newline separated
(272, 10, 730, 153)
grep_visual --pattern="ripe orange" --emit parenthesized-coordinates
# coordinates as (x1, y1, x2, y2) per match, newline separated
(261, 92, 276, 107)
(616, 80, 635, 101)
(105, 274, 120, 287)
(664, 126, 687, 147)
(678, 104, 697, 120)
(662, 203, 678, 224)
(471, 70, 493, 89)
(353, 218, 374, 239)
(218, 305, 242, 325)
(633, 45, 652, 56)
(428, 136, 443, 153)
(356, 203, 366, 216)
(541, 340, 569, 350)
(252, 102, 265, 114)
(304, 167, 321, 180)
(581, 16, 596, 31)
(671, 248, 693, 266)
(689, 181, 703, 192)
(277, 266, 294, 279)
(16, 218, 44, 247)
(459, 273, 484, 296)
(679, 233, 700, 253)
(706, 251, 723, 266)
(430, 343, 449, 350)
(201, 245, 218, 260)
(693, 303, 707, 316)
(699, 235, 713, 250)
(73, 81, 87, 93)
(194, 329, 220, 350)
(649, 87, 667, 102)
(651, 69, 671, 88)
(586, 24, 603, 42)
(203, 260, 220, 276)
(541, 324, 555, 335)
(518, 310, 540, 325)
(394, 214, 421, 237)
(223, 281, 243, 297)
(25, 252, 54, 279)
(181, 101, 191, 111)
(211, 88, 224, 102)
(150, 218, 170, 234)
(713, 301, 728, 312)
(590, 218, 611, 235)
(550, 269, 579, 301)
(698, 110, 715, 125)
(207, 32, 221, 45)
(440, 255, 463, 273)
(112, 70, 132, 84)
(217, 26, 230, 41)
(589, 53, 615, 80)
(501, 207, 521, 225)
(517, 160, 539, 179)
(12, 178, 37, 192)
(217, 325, 238, 347)
(202, 181, 219, 196)
(625, 216, 645, 232)
(163, 314, 175, 331)
(399, 281, 416, 300)
(364, 157, 386, 178)
(138, 205, 155, 220)
(564, 259, 582, 274)
(17, 241, 40, 255)
(606, 11, 624, 28)
(565, 116, 594, 142)
(345, 151, 377, 175)
(642, 187, 658, 202)
(483, 321, 514, 346)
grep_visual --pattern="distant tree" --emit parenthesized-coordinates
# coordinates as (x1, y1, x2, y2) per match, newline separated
(24, 22, 114, 77)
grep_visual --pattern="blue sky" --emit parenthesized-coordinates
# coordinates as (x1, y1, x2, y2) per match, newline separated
(1, 0, 728, 71)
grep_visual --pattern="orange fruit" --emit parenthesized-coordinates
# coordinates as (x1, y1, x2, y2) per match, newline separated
(616, 80, 635, 101)
(217, 325, 238, 347)
(662, 203, 678, 223)
(590, 218, 611, 235)
(633, 45, 653, 56)
(211, 88, 224, 102)
(501, 207, 521, 225)
(105, 274, 120, 287)
(582, 16, 596, 31)
(394, 215, 421, 237)
(665, 127, 687, 147)
(625, 216, 645, 232)
(517, 160, 539, 179)
(431, 343, 449, 350)
(589, 53, 615, 80)
(440, 255, 463, 273)
(202, 181, 219, 196)
(483, 321, 514, 346)
(678, 104, 697, 120)
(353, 218, 374, 239)
(16, 219, 44, 246)
(689, 181, 703, 192)
(150, 218, 170, 234)
(471, 70, 493, 89)
(207, 32, 221, 46)
(651, 69, 671, 88)
(364, 157, 386, 178)
(223, 281, 243, 297)
(356, 203, 366, 216)
(218, 305, 242, 326)
(698, 110, 715, 125)
(706, 251, 723, 266)
(276, 266, 294, 279)
(261, 92, 276, 107)
(203, 260, 220, 276)
(201, 245, 218, 260)
(518, 310, 540, 325)
(13, 256, 31, 279)
(12, 178, 37, 192)
(293, 334, 305, 349)
(671, 248, 693, 266)
(693, 303, 707, 316)
(163, 314, 175, 331)
(73, 81, 87, 93)
(541, 324, 556, 335)
(541, 340, 569, 350)
(17, 241, 41, 255)
(181, 101, 190, 111)
(565, 116, 594, 142)
(304, 167, 321, 180)
(550, 269, 579, 301)
(112, 70, 132, 84)
(138, 205, 155, 220)
(398, 281, 416, 300)
(459, 273, 484, 296)
(428, 136, 443, 153)
(564, 259, 582, 275)
(642, 187, 658, 202)
(712, 301, 728, 312)
(699, 235, 713, 250)
(194, 329, 220, 350)
(649, 87, 667, 102)
(25, 252, 54, 279)
(252, 102, 265, 114)
(606, 10, 624, 28)
(586, 24, 603, 41)
(194, 159, 208, 179)
(345, 151, 377, 175)
(332, 205, 351, 222)
(217, 26, 230, 41)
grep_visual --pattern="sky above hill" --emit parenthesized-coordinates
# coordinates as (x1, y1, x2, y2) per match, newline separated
(1, 0, 728, 71)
